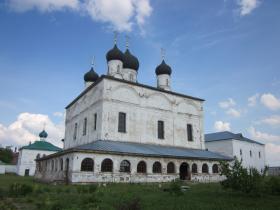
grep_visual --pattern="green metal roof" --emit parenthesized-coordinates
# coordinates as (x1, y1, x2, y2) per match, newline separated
(20, 141, 62, 152)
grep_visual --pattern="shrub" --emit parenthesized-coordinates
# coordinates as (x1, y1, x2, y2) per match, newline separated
(220, 158, 267, 195)
(266, 176, 280, 195)
(168, 179, 183, 196)
(9, 183, 33, 197)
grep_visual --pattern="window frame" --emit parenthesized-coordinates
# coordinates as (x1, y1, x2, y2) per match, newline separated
(73, 123, 78, 140)
(187, 124, 193, 141)
(158, 120, 164, 139)
(118, 112, 126, 133)
(120, 160, 131, 173)
(81, 158, 94, 172)
(94, 113, 97, 130)
(137, 161, 147, 173)
(101, 158, 113, 172)
(83, 118, 87, 136)
(167, 162, 175, 174)
(152, 161, 162, 173)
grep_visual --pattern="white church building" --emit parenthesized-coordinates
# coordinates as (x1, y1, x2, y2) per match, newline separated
(205, 131, 266, 172)
(35, 38, 232, 183)
(17, 130, 62, 176)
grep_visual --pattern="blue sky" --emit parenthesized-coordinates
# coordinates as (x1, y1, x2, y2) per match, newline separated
(0, 0, 279, 165)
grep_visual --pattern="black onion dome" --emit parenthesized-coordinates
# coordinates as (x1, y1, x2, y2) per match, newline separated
(155, 60, 172, 75)
(39, 130, 48, 138)
(106, 44, 124, 62)
(123, 49, 139, 71)
(84, 67, 99, 82)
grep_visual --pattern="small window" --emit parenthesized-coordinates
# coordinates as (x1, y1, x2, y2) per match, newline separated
(117, 65, 120, 73)
(240, 149, 242, 156)
(120, 160, 130, 173)
(83, 118, 87, 136)
(158, 121, 164, 139)
(153, 161, 162, 173)
(73, 123, 78, 140)
(259, 151, 261, 158)
(187, 124, 193, 141)
(51, 160, 54, 171)
(94, 113, 97, 130)
(250, 150, 252, 157)
(101, 158, 113, 172)
(166, 79, 169, 86)
(118, 112, 126, 133)
(202, 163, 209, 173)
(212, 164, 219, 174)
(192, 163, 198, 173)
(167, 162, 175, 173)
(81, 158, 94, 171)
(137, 161, 146, 173)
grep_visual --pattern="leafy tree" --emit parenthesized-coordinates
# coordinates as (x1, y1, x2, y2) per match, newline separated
(0, 148, 13, 164)
(219, 158, 267, 195)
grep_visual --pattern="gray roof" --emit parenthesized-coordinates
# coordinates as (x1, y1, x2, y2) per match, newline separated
(205, 131, 264, 145)
(73, 140, 232, 161)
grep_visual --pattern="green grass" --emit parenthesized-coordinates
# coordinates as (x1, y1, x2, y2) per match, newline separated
(0, 174, 279, 210)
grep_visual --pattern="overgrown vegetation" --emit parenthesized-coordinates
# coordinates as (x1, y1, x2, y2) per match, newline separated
(0, 174, 280, 210)
(220, 158, 280, 196)
(0, 148, 13, 164)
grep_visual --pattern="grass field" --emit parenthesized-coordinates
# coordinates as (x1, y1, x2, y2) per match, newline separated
(0, 174, 279, 210)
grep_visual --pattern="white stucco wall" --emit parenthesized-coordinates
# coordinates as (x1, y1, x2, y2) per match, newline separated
(232, 140, 265, 171)
(206, 139, 265, 172)
(35, 152, 224, 183)
(0, 165, 5, 174)
(17, 149, 58, 176)
(64, 77, 204, 150)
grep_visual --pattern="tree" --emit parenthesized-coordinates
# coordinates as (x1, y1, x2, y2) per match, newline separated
(0, 148, 13, 164)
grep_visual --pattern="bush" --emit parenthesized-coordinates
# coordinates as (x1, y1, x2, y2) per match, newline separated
(168, 179, 183, 196)
(266, 176, 280, 195)
(220, 158, 267, 195)
(9, 183, 33, 197)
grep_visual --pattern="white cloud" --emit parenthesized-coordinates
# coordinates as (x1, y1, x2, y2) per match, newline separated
(260, 115, 280, 126)
(248, 93, 259, 107)
(237, 0, 260, 16)
(219, 98, 236, 109)
(0, 112, 64, 148)
(53, 111, 64, 118)
(7, 0, 153, 32)
(260, 93, 280, 111)
(214, 121, 231, 132)
(226, 108, 241, 118)
(8, 0, 80, 12)
(266, 143, 280, 166)
(248, 126, 280, 143)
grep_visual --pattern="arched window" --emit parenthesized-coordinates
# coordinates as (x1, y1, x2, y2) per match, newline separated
(81, 158, 94, 171)
(212, 164, 219, 174)
(60, 158, 63, 171)
(101, 158, 113, 172)
(192, 163, 198, 173)
(137, 161, 146, 173)
(36, 153, 40, 159)
(153, 161, 162, 173)
(202, 163, 209, 173)
(167, 162, 175, 173)
(120, 160, 130, 173)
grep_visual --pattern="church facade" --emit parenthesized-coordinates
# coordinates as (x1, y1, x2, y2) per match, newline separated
(35, 39, 231, 183)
